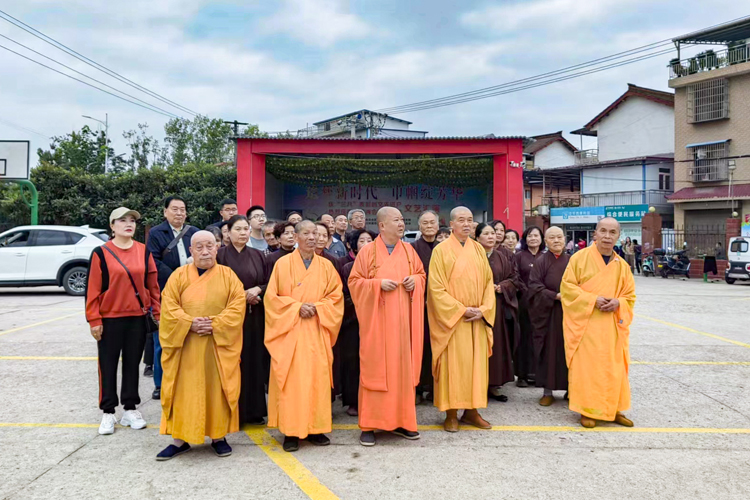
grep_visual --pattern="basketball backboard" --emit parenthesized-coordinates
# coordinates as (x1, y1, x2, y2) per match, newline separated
(0, 140, 30, 180)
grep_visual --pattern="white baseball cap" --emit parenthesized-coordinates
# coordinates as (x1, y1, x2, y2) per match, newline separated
(109, 207, 142, 224)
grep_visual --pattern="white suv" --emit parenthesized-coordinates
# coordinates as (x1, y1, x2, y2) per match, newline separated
(0, 225, 107, 296)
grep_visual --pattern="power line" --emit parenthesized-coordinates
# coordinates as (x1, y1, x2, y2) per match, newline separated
(0, 9, 199, 117)
(375, 14, 750, 115)
(0, 117, 51, 138)
(0, 33, 181, 119)
(0, 41, 180, 118)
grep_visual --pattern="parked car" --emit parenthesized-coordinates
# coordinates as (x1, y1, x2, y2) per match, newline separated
(0, 225, 107, 295)
(725, 237, 750, 285)
(402, 230, 422, 243)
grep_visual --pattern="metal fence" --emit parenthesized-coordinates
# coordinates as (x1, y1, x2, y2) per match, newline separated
(661, 224, 726, 257)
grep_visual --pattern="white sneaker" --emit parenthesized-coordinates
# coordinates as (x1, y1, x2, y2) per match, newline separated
(120, 409, 147, 430)
(99, 413, 118, 435)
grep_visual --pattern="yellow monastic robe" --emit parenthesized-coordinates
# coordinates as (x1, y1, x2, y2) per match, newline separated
(264, 250, 344, 439)
(159, 264, 246, 444)
(427, 234, 495, 412)
(560, 245, 636, 421)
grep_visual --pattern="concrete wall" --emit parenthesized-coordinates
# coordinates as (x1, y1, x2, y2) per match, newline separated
(534, 141, 576, 169)
(582, 164, 643, 194)
(592, 96, 674, 161)
(672, 70, 750, 193)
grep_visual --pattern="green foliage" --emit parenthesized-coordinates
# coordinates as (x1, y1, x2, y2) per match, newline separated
(37, 125, 111, 174)
(163, 116, 234, 165)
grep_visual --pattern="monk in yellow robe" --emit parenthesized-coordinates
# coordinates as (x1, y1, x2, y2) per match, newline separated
(428, 206, 496, 432)
(157, 231, 246, 461)
(265, 220, 344, 452)
(561, 217, 636, 428)
(349, 207, 426, 447)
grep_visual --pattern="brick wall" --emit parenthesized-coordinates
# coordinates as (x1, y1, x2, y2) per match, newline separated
(688, 259, 729, 279)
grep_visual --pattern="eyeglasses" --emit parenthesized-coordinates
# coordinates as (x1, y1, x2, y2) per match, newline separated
(250, 214, 267, 221)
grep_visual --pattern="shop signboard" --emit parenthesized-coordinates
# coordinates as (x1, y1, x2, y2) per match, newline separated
(604, 204, 649, 222)
(550, 206, 605, 224)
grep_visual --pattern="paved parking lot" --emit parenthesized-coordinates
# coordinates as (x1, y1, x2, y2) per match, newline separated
(1, 277, 749, 500)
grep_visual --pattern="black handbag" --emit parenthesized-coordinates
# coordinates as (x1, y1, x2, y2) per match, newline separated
(102, 245, 159, 333)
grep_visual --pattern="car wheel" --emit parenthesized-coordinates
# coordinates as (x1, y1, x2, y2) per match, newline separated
(725, 278, 736, 285)
(62, 266, 88, 296)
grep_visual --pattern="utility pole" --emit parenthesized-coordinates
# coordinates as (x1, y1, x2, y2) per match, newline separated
(223, 120, 249, 170)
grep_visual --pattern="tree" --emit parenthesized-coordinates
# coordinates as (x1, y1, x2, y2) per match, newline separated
(37, 125, 112, 174)
(163, 115, 234, 166)
(123, 123, 166, 170)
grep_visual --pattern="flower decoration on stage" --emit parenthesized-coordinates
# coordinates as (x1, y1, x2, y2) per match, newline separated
(265, 155, 493, 187)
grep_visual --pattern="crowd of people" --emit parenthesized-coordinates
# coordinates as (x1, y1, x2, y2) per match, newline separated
(84, 196, 636, 460)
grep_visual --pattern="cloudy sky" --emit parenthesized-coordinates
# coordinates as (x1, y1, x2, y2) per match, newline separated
(0, 0, 743, 165)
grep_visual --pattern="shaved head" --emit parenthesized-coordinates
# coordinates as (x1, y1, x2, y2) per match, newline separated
(545, 226, 564, 238)
(295, 220, 316, 234)
(376, 206, 399, 224)
(450, 206, 472, 221)
(596, 217, 621, 232)
(191, 230, 216, 246)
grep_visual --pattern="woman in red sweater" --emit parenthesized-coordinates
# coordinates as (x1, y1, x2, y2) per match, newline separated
(86, 207, 161, 435)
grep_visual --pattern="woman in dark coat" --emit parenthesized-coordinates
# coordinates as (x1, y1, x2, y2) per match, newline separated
(339, 228, 376, 416)
(476, 223, 519, 401)
(216, 215, 269, 425)
(513, 226, 545, 387)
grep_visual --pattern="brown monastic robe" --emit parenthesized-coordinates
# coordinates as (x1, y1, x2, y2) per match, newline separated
(528, 251, 570, 391)
(487, 248, 520, 387)
(411, 236, 436, 393)
(217, 244, 269, 422)
(338, 260, 360, 409)
(514, 249, 540, 382)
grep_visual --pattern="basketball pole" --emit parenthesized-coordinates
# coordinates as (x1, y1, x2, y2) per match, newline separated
(3, 179, 38, 225)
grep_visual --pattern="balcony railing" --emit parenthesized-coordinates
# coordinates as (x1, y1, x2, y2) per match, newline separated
(541, 194, 581, 208)
(668, 46, 749, 79)
(574, 149, 599, 166)
(581, 190, 672, 207)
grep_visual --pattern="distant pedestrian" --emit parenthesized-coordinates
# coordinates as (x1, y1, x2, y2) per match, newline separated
(147, 196, 199, 401)
(577, 239, 586, 251)
(246, 205, 269, 251)
(86, 207, 161, 435)
(263, 221, 280, 255)
(491, 220, 506, 250)
(566, 239, 575, 255)
(319, 214, 347, 258)
(333, 214, 348, 242)
(715, 242, 727, 260)
(622, 237, 635, 271)
(348, 209, 367, 231)
(436, 227, 451, 243)
(504, 229, 520, 254)
(633, 239, 642, 274)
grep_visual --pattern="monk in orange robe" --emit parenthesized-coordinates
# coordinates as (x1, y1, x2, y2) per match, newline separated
(264, 220, 344, 452)
(428, 206, 496, 432)
(157, 231, 246, 461)
(349, 207, 426, 447)
(561, 217, 636, 428)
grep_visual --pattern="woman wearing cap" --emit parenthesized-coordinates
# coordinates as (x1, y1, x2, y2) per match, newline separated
(85, 207, 161, 435)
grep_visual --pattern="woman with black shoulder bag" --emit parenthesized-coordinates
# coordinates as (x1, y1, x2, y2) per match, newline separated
(85, 207, 161, 435)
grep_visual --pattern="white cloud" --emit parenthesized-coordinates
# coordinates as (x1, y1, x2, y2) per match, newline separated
(461, 0, 648, 31)
(262, 0, 372, 47)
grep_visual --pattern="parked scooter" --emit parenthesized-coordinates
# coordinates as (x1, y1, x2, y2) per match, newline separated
(641, 254, 655, 277)
(658, 249, 691, 279)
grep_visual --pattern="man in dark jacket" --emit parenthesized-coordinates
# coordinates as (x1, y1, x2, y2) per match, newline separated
(146, 195, 198, 400)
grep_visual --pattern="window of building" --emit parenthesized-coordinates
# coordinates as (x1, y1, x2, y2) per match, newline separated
(324, 122, 331, 131)
(659, 167, 671, 191)
(687, 78, 728, 123)
(524, 189, 531, 200)
(688, 142, 729, 182)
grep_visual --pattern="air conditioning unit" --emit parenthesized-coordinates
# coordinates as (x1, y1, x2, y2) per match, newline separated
(537, 205, 550, 216)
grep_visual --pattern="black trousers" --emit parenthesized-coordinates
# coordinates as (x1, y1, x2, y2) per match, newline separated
(143, 328, 154, 366)
(98, 316, 147, 413)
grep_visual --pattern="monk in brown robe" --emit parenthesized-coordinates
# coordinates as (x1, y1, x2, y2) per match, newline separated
(338, 229, 376, 417)
(157, 231, 245, 460)
(514, 226, 545, 388)
(349, 207, 426, 446)
(475, 222, 519, 402)
(264, 220, 344, 452)
(529, 226, 570, 407)
(216, 215, 269, 424)
(428, 207, 495, 432)
(411, 209, 439, 402)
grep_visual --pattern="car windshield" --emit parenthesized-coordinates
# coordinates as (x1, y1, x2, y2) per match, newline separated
(730, 240, 748, 253)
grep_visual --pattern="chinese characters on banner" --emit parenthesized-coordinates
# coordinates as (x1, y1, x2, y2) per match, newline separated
(283, 184, 488, 228)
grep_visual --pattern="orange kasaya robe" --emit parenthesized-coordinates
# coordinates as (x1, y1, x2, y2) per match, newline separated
(348, 237, 426, 432)
(427, 234, 496, 412)
(264, 250, 344, 439)
(159, 264, 246, 444)
(561, 245, 636, 421)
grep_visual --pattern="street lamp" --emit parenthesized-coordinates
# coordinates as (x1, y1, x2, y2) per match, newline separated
(83, 113, 108, 172)
(728, 159, 737, 217)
